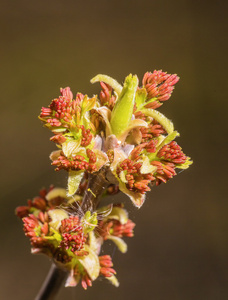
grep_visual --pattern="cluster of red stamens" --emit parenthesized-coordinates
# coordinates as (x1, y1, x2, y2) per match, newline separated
(73, 265, 92, 290)
(52, 153, 97, 172)
(81, 272, 92, 290)
(59, 216, 87, 253)
(142, 70, 179, 101)
(116, 159, 154, 194)
(50, 134, 67, 144)
(23, 212, 49, 248)
(39, 90, 86, 132)
(15, 186, 65, 218)
(130, 140, 157, 161)
(99, 255, 116, 278)
(99, 82, 116, 110)
(40, 97, 76, 128)
(99, 219, 135, 239)
(78, 125, 93, 147)
(86, 149, 97, 164)
(140, 122, 166, 142)
(151, 161, 176, 185)
(157, 141, 187, 164)
(111, 219, 135, 237)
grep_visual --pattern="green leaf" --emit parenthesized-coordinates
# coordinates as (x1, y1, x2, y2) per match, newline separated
(78, 245, 100, 281)
(81, 211, 98, 233)
(62, 140, 81, 158)
(118, 181, 145, 208)
(67, 170, 84, 196)
(51, 128, 67, 133)
(90, 74, 123, 96)
(45, 188, 67, 201)
(106, 275, 119, 287)
(81, 95, 96, 114)
(140, 155, 157, 174)
(48, 209, 69, 230)
(88, 231, 102, 255)
(110, 74, 139, 139)
(107, 236, 127, 253)
(156, 131, 180, 151)
(135, 88, 147, 110)
(105, 206, 129, 225)
(142, 108, 174, 134)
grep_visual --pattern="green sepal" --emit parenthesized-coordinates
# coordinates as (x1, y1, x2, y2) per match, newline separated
(110, 74, 139, 138)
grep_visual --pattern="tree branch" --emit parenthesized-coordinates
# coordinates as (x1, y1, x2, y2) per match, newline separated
(80, 167, 108, 212)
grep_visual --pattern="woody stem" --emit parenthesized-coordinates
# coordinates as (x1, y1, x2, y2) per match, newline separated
(80, 167, 109, 212)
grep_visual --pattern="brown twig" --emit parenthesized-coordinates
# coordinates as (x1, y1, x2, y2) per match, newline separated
(80, 167, 109, 212)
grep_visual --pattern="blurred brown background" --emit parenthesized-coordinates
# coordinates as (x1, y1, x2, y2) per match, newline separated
(0, 0, 227, 299)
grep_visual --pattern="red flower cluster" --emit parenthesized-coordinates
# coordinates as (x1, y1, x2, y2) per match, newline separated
(99, 82, 116, 110)
(143, 70, 179, 102)
(15, 186, 66, 218)
(99, 255, 116, 278)
(151, 160, 176, 185)
(23, 212, 50, 249)
(59, 216, 88, 254)
(52, 152, 98, 172)
(98, 214, 135, 240)
(78, 125, 93, 147)
(157, 141, 187, 164)
(40, 88, 77, 130)
(116, 158, 155, 194)
(140, 121, 166, 142)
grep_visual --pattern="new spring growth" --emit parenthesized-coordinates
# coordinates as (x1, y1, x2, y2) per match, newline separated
(16, 70, 192, 291)
(38, 71, 192, 207)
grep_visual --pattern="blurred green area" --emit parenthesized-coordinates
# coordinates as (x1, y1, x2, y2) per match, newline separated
(0, 0, 227, 299)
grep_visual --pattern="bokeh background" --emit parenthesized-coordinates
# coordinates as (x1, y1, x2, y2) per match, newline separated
(1, 0, 227, 299)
